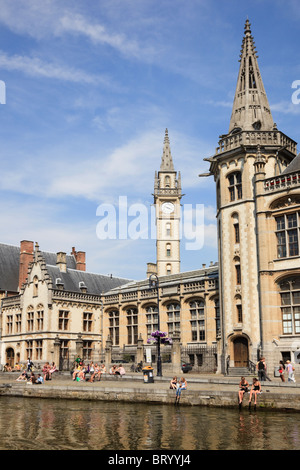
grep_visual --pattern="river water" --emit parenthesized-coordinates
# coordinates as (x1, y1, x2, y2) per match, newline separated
(0, 396, 299, 451)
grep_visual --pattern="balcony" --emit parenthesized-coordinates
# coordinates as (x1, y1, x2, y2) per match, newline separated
(264, 171, 300, 192)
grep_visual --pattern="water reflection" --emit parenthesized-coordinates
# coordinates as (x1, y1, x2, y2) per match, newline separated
(0, 396, 299, 450)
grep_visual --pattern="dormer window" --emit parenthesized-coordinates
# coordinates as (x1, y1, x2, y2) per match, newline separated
(228, 172, 242, 201)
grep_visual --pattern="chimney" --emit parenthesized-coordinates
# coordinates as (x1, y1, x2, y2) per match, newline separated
(19, 240, 34, 290)
(71, 247, 86, 271)
(56, 252, 67, 273)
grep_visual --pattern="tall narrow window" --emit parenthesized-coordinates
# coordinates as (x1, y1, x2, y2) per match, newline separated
(109, 310, 119, 346)
(214, 299, 220, 336)
(235, 264, 241, 285)
(189, 300, 205, 342)
(83, 312, 93, 332)
(6, 315, 13, 334)
(35, 340, 43, 360)
(33, 276, 38, 297)
(58, 310, 69, 331)
(228, 172, 242, 202)
(275, 213, 299, 258)
(146, 305, 158, 336)
(126, 308, 138, 345)
(279, 277, 300, 335)
(237, 304, 243, 323)
(167, 303, 180, 336)
(36, 308, 44, 331)
(166, 243, 171, 257)
(83, 341, 93, 360)
(27, 310, 34, 332)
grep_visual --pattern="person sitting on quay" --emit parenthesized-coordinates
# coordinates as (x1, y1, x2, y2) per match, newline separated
(169, 376, 178, 390)
(248, 377, 261, 410)
(43, 362, 52, 381)
(28, 372, 38, 384)
(238, 376, 249, 408)
(72, 364, 82, 381)
(175, 377, 187, 404)
(36, 374, 44, 384)
(16, 371, 28, 381)
(109, 365, 118, 375)
(116, 364, 126, 377)
(49, 362, 57, 375)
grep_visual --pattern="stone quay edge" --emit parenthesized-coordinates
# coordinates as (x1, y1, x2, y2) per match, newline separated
(0, 372, 300, 411)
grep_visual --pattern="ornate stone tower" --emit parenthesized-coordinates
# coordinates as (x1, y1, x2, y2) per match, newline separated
(153, 129, 182, 277)
(203, 20, 297, 373)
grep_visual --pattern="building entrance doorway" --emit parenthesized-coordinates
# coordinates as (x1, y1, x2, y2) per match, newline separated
(233, 336, 248, 367)
(6, 348, 15, 368)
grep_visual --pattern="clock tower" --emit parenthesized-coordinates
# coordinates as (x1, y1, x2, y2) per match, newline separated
(153, 129, 182, 277)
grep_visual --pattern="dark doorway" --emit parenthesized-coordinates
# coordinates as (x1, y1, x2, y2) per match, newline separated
(233, 337, 248, 367)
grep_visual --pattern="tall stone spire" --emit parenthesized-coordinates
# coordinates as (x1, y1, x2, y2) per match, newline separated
(160, 128, 175, 171)
(229, 19, 274, 133)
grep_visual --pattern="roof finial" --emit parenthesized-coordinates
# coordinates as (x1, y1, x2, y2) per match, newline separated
(244, 18, 251, 34)
(164, 128, 170, 144)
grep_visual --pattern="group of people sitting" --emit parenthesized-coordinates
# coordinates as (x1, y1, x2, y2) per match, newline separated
(15, 361, 57, 383)
(72, 362, 107, 382)
(238, 376, 262, 409)
(169, 376, 187, 403)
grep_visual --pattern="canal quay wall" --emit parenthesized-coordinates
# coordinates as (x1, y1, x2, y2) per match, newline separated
(0, 372, 300, 411)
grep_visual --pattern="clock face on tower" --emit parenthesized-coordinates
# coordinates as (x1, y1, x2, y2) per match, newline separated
(161, 202, 175, 214)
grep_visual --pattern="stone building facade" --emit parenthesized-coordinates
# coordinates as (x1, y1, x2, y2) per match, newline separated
(201, 20, 300, 373)
(0, 19, 299, 375)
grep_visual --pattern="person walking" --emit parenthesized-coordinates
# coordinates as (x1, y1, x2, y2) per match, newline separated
(286, 360, 296, 383)
(257, 358, 265, 381)
(278, 361, 285, 382)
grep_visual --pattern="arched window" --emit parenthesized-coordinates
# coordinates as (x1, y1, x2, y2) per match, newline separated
(167, 303, 180, 336)
(166, 264, 171, 275)
(228, 172, 242, 202)
(279, 277, 300, 335)
(166, 243, 171, 257)
(189, 300, 205, 341)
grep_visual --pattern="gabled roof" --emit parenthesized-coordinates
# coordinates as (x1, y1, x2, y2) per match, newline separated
(0, 242, 131, 295)
(281, 153, 300, 175)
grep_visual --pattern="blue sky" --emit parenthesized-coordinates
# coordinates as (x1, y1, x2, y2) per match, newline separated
(0, 0, 299, 280)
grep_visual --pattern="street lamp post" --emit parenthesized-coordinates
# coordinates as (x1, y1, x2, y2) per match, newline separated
(149, 274, 162, 376)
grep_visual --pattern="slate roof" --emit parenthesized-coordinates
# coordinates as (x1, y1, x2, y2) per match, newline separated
(47, 265, 131, 294)
(281, 153, 300, 175)
(0, 242, 131, 294)
(0, 243, 20, 292)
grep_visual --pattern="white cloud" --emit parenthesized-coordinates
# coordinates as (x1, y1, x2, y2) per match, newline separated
(0, 51, 107, 85)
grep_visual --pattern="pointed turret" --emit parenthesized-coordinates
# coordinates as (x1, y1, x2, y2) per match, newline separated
(229, 19, 274, 133)
(160, 128, 175, 171)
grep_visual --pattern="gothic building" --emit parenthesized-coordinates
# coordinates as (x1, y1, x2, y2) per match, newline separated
(0, 19, 299, 375)
(201, 19, 300, 373)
